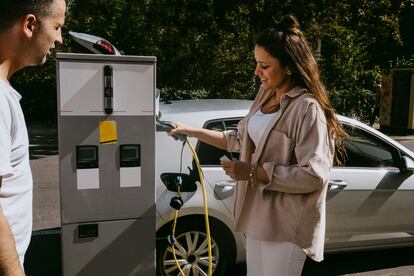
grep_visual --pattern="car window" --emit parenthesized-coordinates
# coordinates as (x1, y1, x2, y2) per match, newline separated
(197, 118, 242, 166)
(340, 125, 398, 168)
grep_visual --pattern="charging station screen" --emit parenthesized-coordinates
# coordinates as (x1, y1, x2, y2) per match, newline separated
(76, 146, 99, 169)
(79, 148, 96, 160)
(120, 145, 140, 167)
(123, 148, 137, 159)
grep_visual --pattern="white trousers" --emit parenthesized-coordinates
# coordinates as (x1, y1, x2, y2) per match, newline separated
(246, 238, 307, 276)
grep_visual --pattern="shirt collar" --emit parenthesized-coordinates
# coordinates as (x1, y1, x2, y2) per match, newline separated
(284, 86, 308, 98)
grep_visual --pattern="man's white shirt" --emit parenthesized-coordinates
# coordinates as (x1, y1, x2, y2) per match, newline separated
(0, 80, 33, 266)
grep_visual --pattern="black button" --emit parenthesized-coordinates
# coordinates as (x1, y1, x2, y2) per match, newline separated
(78, 224, 99, 238)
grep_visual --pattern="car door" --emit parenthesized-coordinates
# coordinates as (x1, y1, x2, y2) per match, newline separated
(325, 124, 414, 250)
(196, 118, 242, 216)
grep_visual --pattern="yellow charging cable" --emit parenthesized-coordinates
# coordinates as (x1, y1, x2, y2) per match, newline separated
(170, 138, 213, 276)
(171, 209, 185, 275)
(170, 143, 186, 276)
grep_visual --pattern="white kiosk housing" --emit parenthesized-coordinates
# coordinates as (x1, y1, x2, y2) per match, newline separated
(56, 53, 156, 275)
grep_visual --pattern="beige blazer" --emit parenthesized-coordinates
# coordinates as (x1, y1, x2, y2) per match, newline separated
(224, 86, 335, 261)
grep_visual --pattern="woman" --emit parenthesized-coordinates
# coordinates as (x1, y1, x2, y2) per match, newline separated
(169, 14, 347, 276)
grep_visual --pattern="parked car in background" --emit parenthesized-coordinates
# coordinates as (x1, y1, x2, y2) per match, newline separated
(69, 31, 122, 55)
(155, 99, 414, 276)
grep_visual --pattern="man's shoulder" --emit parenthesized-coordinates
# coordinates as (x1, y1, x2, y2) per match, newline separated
(0, 81, 21, 105)
(0, 84, 12, 106)
(0, 83, 18, 120)
(0, 85, 10, 104)
(0, 80, 12, 97)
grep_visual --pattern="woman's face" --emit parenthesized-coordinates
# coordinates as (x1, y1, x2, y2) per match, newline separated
(254, 45, 292, 91)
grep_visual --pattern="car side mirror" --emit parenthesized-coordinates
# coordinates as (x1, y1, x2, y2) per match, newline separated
(155, 88, 160, 119)
(401, 156, 414, 172)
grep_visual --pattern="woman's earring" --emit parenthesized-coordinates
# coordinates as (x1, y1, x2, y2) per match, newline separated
(287, 70, 292, 76)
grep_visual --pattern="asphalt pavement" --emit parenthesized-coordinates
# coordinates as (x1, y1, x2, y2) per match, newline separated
(26, 123, 414, 276)
(28, 124, 59, 231)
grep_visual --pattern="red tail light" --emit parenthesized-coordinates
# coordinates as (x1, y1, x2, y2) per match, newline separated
(93, 40, 115, 55)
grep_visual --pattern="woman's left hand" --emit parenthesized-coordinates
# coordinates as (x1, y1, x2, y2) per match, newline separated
(220, 160, 251, 181)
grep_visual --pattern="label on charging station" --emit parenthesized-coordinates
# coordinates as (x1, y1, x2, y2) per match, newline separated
(76, 145, 99, 190)
(100, 121, 117, 144)
(120, 145, 141, 188)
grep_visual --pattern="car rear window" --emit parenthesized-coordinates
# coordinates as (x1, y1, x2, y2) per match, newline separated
(340, 125, 397, 168)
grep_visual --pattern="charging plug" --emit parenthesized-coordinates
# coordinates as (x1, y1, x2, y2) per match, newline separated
(170, 196, 184, 210)
(170, 175, 184, 210)
(156, 120, 187, 142)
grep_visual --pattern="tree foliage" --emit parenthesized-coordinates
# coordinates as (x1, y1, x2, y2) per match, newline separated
(10, 0, 414, 123)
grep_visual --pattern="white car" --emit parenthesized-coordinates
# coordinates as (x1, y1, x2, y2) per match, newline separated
(155, 99, 414, 276)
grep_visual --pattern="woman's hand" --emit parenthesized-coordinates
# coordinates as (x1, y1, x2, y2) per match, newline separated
(220, 160, 251, 181)
(167, 121, 193, 139)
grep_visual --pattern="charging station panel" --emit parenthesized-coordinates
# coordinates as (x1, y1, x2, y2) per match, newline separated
(61, 218, 154, 276)
(57, 53, 156, 275)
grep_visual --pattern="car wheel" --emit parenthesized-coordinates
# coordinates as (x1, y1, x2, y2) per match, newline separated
(156, 215, 236, 276)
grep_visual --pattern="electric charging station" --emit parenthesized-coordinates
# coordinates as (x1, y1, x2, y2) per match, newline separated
(56, 53, 156, 275)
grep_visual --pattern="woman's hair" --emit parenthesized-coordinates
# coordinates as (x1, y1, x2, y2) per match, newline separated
(255, 15, 348, 164)
(0, 0, 59, 32)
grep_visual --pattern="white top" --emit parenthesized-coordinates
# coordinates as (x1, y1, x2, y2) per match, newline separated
(0, 80, 33, 266)
(248, 108, 278, 146)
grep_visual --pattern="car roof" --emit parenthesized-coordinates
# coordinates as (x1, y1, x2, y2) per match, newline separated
(160, 99, 252, 114)
(159, 100, 358, 124)
(159, 99, 414, 158)
(159, 100, 365, 129)
(159, 99, 252, 127)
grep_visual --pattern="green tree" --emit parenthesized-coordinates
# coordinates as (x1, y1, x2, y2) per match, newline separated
(10, 0, 413, 123)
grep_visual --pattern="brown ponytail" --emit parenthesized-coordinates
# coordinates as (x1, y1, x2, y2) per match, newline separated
(255, 15, 348, 165)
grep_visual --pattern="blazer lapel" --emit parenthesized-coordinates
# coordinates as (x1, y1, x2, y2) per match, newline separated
(234, 86, 274, 221)
(252, 86, 307, 164)
(252, 102, 288, 164)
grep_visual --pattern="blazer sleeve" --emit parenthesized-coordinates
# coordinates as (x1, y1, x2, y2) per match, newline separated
(260, 103, 334, 194)
(223, 117, 246, 153)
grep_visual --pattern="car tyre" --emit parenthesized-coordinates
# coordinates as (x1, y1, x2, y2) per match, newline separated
(156, 215, 236, 276)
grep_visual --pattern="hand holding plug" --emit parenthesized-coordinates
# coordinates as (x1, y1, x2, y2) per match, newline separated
(157, 120, 187, 141)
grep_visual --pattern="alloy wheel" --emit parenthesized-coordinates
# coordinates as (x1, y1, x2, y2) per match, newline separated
(162, 231, 219, 276)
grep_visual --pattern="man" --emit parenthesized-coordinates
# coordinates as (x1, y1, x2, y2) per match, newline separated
(0, 0, 66, 274)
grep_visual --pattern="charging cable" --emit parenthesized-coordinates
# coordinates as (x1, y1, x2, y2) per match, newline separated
(184, 138, 212, 276)
(158, 120, 213, 276)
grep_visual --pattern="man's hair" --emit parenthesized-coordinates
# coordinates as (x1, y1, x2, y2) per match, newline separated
(0, 0, 57, 32)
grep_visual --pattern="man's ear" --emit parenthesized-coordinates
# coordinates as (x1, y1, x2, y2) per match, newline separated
(22, 14, 37, 38)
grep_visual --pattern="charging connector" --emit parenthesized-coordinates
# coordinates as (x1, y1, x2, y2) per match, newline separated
(156, 120, 187, 142)
(170, 176, 184, 210)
